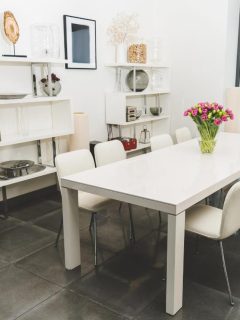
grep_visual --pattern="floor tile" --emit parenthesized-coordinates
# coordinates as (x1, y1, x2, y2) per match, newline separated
(16, 239, 112, 287)
(33, 209, 63, 233)
(0, 223, 56, 263)
(69, 233, 166, 317)
(184, 239, 240, 299)
(0, 258, 9, 269)
(0, 216, 23, 234)
(34, 208, 95, 234)
(9, 199, 61, 222)
(135, 280, 240, 320)
(0, 264, 60, 320)
(17, 289, 125, 320)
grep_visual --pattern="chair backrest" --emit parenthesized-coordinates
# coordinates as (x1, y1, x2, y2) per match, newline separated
(150, 134, 173, 152)
(220, 181, 240, 239)
(55, 149, 95, 190)
(94, 140, 126, 167)
(175, 127, 192, 143)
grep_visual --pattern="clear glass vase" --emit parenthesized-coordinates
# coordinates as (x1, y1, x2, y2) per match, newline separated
(199, 139, 216, 153)
(197, 124, 219, 154)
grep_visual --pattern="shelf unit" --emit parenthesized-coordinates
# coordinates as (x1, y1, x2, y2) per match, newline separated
(0, 58, 72, 216)
(105, 63, 171, 154)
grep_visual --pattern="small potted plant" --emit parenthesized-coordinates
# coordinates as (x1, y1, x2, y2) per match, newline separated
(184, 102, 234, 153)
(41, 73, 61, 96)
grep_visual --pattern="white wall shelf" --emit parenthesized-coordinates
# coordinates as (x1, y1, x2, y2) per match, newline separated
(105, 63, 169, 69)
(105, 62, 171, 153)
(0, 166, 57, 188)
(126, 142, 151, 154)
(107, 115, 170, 126)
(0, 98, 73, 147)
(124, 90, 170, 96)
(0, 96, 70, 105)
(0, 57, 68, 64)
(0, 129, 73, 147)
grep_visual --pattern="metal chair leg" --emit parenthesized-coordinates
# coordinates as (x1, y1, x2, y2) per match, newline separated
(128, 204, 135, 242)
(89, 212, 94, 231)
(158, 211, 162, 229)
(55, 217, 63, 247)
(194, 235, 200, 254)
(93, 212, 98, 266)
(219, 241, 234, 306)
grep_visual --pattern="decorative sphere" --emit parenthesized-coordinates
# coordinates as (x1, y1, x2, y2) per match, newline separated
(126, 70, 149, 92)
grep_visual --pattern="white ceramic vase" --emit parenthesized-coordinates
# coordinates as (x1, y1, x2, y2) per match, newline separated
(115, 43, 126, 63)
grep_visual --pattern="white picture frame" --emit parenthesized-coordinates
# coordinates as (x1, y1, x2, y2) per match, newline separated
(63, 15, 97, 69)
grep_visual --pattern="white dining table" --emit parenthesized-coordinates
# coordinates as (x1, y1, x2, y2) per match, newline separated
(61, 132, 240, 315)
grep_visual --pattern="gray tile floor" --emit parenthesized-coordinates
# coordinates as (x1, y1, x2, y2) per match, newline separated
(1, 189, 240, 319)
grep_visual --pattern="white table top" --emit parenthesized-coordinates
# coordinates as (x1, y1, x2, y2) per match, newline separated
(61, 133, 240, 215)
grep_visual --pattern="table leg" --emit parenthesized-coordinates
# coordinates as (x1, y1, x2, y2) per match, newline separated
(62, 187, 80, 270)
(166, 211, 185, 315)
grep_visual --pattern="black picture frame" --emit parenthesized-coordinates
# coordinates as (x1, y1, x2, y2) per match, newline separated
(63, 15, 97, 70)
(235, 10, 240, 85)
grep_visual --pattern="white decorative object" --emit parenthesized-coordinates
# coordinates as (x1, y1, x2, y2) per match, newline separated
(69, 113, 90, 151)
(30, 24, 60, 58)
(107, 13, 139, 63)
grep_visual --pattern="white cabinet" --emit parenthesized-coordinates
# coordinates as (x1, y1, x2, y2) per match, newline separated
(105, 63, 171, 154)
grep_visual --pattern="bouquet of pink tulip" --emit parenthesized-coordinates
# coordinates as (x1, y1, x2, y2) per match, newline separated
(184, 102, 234, 153)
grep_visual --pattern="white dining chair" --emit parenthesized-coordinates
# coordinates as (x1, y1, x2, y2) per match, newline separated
(175, 127, 192, 143)
(94, 140, 136, 241)
(150, 134, 173, 152)
(55, 149, 117, 266)
(185, 181, 240, 306)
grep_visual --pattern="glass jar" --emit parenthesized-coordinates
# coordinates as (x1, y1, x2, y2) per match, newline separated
(139, 126, 151, 144)
(127, 38, 147, 64)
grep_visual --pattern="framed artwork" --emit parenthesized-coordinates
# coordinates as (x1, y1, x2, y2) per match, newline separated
(236, 10, 240, 85)
(63, 15, 97, 69)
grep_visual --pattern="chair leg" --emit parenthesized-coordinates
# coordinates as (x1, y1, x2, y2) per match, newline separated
(158, 211, 162, 229)
(128, 204, 135, 242)
(89, 212, 94, 231)
(219, 241, 234, 306)
(55, 217, 63, 248)
(93, 212, 98, 266)
(118, 202, 128, 246)
(194, 235, 200, 254)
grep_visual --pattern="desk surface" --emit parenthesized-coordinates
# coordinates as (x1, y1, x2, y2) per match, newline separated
(62, 133, 240, 215)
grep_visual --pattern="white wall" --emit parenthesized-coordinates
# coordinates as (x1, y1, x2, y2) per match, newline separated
(153, 0, 239, 135)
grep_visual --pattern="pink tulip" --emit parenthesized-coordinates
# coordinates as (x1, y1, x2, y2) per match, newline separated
(214, 118, 222, 126)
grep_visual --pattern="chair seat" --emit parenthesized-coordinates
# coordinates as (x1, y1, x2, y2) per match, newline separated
(78, 191, 117, 212)
(186, 204, 223, 239)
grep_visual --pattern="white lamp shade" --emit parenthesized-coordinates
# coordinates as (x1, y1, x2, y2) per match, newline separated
(225, 87, 240, 133)
(69, 112, 90, 151)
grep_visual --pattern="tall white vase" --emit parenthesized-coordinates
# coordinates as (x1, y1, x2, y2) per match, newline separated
(69, 113, 90, 151)
(115, 43, 126, 63)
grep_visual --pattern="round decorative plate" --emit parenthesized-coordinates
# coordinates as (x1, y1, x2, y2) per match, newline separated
(3, 11, 20, 44)
(126, 70, 149, 92)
